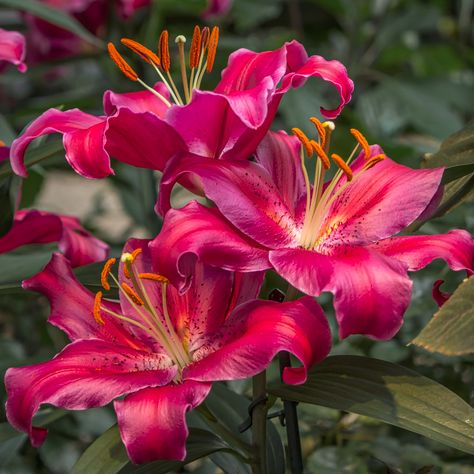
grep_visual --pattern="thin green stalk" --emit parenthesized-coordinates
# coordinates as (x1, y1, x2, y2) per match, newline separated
(251, 370, 268, 474)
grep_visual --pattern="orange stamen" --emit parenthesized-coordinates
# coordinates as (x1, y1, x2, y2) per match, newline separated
(201, 27, 210, 49)
(121, 282, 144, 306)
(311, 140, 330, 169)
(0, 140, 5, 147)
(363, 154, 386, 170)
(123, 264, 131, 279)
(350, 128, 371, 159)
(206, 26, 219, 73)
(107, 42, 138, 81)
(292, 128, 313, 156)
(189, 25, 202, 69)
(158, 30, 170, 72)
(131, 248, 142, 262)
(93, 291, 105, 325)
(100, 257, 116, 291)
(121, 38, 160, 66)
(309, 117, 326, 149)
(139, 273, 170, 284)
(331, 153, 353, 181)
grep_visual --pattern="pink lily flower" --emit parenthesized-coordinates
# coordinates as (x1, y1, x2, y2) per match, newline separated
(151, 124, 474, 340)
(0, 209, 109, 267)
(0, 28, 27, 72)
(5, 239, 331, 463)
(202, 0, 232, 18)
(10, 30, 353, 182)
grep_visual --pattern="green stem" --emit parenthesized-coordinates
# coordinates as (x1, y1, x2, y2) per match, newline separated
(251, 370, 268, 474)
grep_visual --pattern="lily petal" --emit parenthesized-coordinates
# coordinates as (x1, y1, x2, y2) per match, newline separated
(10, 109, 111, 178)
(320, 147, 444, 248)
(370, 230, 474, 274)
(150, 201, 270, 292)
(114, 381, 211, 463)
(185, 297, 331, 385)
(5, 339, 176, 448)
(270, 246, 412, 340)
(0, 28, 27, 72)
(159, 157, 299, 248)
(0, 210, 108, 267)
(23, 253, 150, 349)
(255, 131, 306, 214)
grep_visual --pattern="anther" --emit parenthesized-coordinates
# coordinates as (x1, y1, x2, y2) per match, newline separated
(189, 25, 202, 69)
(331, 153, 353, 181)
(158, 30, 170, 72)
(121, 282, 144, 306)
(93, 291, 105, 325)
(292, 128, 313, 156)
(201, 27, 210, 49)
(206, 26, 219, 73)
(309, 117, 326, 149)
(350, 128, 371, 159)
(363, 154, 386, 170)
(108, 43, 138, 81)
(0, 140, 5, 147)
(139, 273, 170, 284)
(130, 248, 142, 262)
(100, 257, 116, 291)
(311, 140, 330, 169)
(121, 38, 161, 66)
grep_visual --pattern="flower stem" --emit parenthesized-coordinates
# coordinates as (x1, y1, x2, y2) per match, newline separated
(251, 370, 268, 474)
(281, 284, 303, 474)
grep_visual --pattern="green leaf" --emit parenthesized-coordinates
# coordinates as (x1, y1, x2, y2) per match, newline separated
(0, 175, 20, 237)
(412, 277, 474, 356)
(422, 121, 474, 171)
(0, 423, 27, 468)
(0, 250, 52, 293)
(71, 425, 232, 474)
(206, 383, 284, 474)
(430, 173, 474, 219)
(268, 356, 474, 455)
(0, 0, 104, 48)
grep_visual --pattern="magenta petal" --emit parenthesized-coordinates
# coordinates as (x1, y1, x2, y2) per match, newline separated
(371, 230, 474, 274)
(270, 247, 413, 340)
(150, 201, 270, 291)
(55, 214, 109, 267)
(432, 279, 450, 307)
(23, 253, 149, 348)
(321, 149, 444, 247)
(5, 339, 177, 447)
(160, 156, 299, 248)
(167, 90, 255, 158)
(0, 28, 27, 72)
(105, 108, 186, 172)
(103, 86, 170, 118)
(185, 297, 331, 384)
(0, 210, 108, 267)
(280, 46, 354, 119)
(10, 109, 111, 178)
(255, 131, 306, 214)
(114, 381, 211, 463)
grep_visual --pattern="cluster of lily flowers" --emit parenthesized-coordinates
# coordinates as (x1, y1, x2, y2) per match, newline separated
(2, 24, 473, 465)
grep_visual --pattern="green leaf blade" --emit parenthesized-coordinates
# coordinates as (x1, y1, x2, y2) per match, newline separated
(412, 277, 474, 356)
(268, 356, 474, 455)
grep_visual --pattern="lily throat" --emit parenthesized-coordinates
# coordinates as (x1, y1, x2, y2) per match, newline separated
(291, 119, 386, 252)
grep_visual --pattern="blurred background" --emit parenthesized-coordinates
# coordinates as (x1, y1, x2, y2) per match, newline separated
(0, 0, 473, 472)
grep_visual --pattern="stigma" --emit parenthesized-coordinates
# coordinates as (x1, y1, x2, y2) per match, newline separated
(291, 119, 386, 251)
(107, 25, 219, 108)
